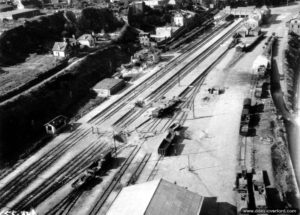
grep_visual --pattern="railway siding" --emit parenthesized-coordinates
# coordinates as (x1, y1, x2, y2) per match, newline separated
(80, 19, 243, 126)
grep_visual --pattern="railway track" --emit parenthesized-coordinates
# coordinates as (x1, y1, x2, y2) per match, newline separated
(13, 139, 108, 210)
(0, 20, 242, 213)
(0, 129, 92, 209)
(126, 153, 152, 186)
(45, 189, 84, 215)
(115, 21, 243, 131)
(147, 155, 163, 181)
(88, 22, 229, 126)
(88, 146, 140, 215)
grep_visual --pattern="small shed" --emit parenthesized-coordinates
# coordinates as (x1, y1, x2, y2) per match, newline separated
(44, 115, 68, 135)
(93, 78, 125, 97)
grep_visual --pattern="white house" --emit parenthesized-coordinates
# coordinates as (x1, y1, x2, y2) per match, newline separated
(245, 18, 260, 29)
(52, 41, 71, 58)
(288, 12, 300, 36)
(249, 11, 262, 25)
(77, 34, 95, 47)
(143, 0, 168, 8)
(156, 26, 179, 38)
(173, 12, 186, 27)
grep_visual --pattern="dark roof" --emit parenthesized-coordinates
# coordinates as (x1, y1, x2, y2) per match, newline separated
(0, 8, 39, 19)
(93, 78, 124, 90)
(44, 115, 67, 127)
(0, 4, 14, 12)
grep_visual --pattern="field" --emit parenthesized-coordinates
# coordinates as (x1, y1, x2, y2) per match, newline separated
(0, 54, 64, 99)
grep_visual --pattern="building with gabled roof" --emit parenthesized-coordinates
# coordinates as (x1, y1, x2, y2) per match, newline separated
(77, 34, 95, 47)
(52, 41, 72, 58)
(288, 12, 300, 36)
(107, 179, 204, 215)
(44, 115, 68, 135)
(93, 78, 125, 97)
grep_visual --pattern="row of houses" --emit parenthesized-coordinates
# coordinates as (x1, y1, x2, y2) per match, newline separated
(233, 6, 271, 39)
(223, 5, 271, 23)
(52, 32, 116, 58)
(138, 10, 196, 45)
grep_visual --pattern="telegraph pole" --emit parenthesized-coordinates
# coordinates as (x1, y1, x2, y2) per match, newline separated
(188, 155, 191, 171)
(113, 130, 117, 154)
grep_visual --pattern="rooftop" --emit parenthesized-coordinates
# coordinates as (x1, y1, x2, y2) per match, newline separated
(107, 179, 203, 215)
(44, 115, 67, 127)
(52, 42, 68, 52)
(78, 34, 94, 41)
(93, 78, 124, 90)
(0, 8, 39, 19)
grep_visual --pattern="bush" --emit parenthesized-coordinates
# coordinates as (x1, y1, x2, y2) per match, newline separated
(77, 7, 124, 35)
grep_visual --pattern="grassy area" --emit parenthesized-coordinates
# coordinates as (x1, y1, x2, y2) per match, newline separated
(0, 54, 63, 97)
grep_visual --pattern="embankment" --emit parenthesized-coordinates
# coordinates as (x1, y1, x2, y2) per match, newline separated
(0, 11, 74, 65)
(270, 37, 300, 208)
(0, 43, 138, 165)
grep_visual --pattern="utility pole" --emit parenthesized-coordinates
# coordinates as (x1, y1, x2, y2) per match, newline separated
(113, 130, 117, 154)
(187, 155, 191, 171)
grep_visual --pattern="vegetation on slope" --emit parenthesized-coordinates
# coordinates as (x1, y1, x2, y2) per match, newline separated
(0, 43, 138, 165)
(0, 8, 124, 65)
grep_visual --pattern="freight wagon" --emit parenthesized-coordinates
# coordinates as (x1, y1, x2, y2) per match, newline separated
(72, 149, 114, 189)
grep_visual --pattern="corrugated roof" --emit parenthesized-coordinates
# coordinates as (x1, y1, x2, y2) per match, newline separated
(93, 78, 124, 90)
(107, 179, 204, 215)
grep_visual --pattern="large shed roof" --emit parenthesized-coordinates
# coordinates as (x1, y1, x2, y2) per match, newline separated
(0, 8, 39, 19)
(93, 78, 124, 90)
(107, 179, 204, 215)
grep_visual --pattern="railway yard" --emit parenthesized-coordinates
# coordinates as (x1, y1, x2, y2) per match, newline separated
(0, 4, 300, 215)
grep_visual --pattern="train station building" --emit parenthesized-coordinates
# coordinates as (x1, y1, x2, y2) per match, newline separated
(92, 78, 125, 97)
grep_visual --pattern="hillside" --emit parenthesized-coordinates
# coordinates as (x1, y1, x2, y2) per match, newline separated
(0, 43, 139, 165)
(0, 8, 124, 66)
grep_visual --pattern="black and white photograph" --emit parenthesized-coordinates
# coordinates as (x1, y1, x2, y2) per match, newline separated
(0, 0, 299, 214)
